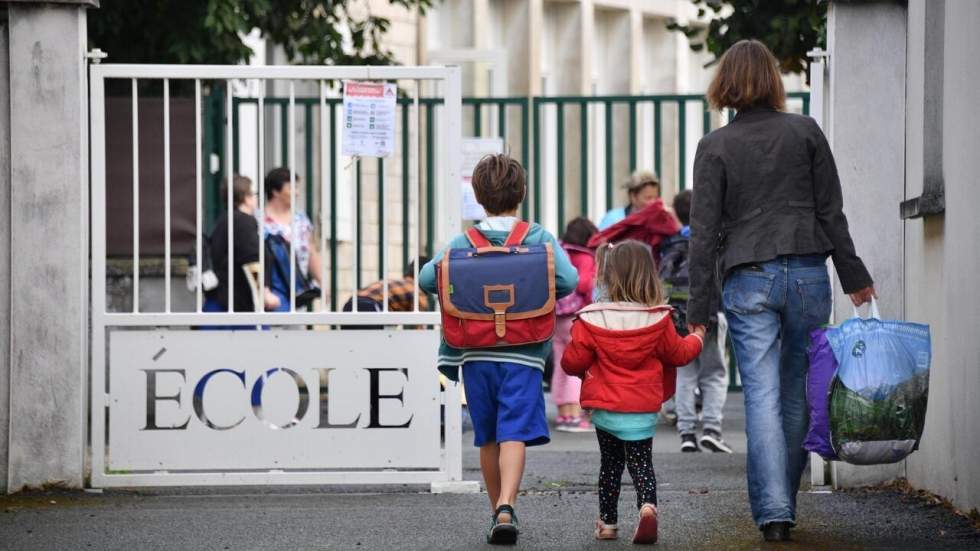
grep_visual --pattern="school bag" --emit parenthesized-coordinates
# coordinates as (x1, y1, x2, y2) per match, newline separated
(436, 221, 557, 349)
(657, 233, 690, 335)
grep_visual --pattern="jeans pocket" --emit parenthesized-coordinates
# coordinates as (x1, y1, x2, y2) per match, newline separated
(723, 270, 776, 315)
(797, 277, 832, 323)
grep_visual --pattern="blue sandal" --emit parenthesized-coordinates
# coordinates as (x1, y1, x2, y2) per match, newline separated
(487, 504, 519, 545)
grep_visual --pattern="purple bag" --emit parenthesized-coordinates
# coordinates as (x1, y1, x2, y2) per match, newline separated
(804, 327, 839, 460)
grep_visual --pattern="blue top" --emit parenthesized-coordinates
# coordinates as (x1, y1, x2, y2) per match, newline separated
(598, 207, 628, 230)
(591, 410, 659, 441)
(419, 220, 579, 380)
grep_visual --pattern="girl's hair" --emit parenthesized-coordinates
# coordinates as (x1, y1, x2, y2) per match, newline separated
(561, 217, 598, 247)
(596, 240, 665, 306)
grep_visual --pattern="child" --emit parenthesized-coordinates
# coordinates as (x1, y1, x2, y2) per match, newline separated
(561, 240, 704, 544)
(553, 217, 599, 432)
(667, 190, 732, 453)
(419, 154, 578, 545)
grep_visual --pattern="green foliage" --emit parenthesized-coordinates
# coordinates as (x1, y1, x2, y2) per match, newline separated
(667, 0, 827, 75)
(88, 0, 433, 66)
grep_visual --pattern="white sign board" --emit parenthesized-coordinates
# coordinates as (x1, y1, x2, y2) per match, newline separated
(342, 81, 397, 158)
(461, 137, 505, 220)
(107, 330, 441, 471)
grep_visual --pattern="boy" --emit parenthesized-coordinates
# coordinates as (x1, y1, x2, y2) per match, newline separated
(419, 154, 578, 545)
(664, 190, 732, 453)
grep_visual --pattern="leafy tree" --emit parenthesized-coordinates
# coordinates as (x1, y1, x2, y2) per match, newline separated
(668, 0, 827, 75)
(88, 0, 433, 67)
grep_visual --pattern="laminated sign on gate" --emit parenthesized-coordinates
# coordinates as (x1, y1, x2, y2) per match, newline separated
(342, 81, 397, 158)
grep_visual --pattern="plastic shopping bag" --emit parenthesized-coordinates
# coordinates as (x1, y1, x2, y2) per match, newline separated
(825, 300, 930, 465)
(804, 327, 838, 460)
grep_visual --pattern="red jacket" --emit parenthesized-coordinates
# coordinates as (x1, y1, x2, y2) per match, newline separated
(560, 303, 703, 413)
(587, 199, 681, 262)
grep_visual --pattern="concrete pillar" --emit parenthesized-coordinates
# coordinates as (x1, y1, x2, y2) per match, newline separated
(0, 6, 11, 495)
(825, 1, 908, 488)
(1, 0, 94, 492)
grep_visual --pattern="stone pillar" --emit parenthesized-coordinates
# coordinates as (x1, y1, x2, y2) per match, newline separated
(0, 4, 11, 495)
(825, 0, 908, 488)
(1, 0, 96, 493)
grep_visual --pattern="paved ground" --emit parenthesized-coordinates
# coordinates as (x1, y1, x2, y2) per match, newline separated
(2, 393, 978, 550)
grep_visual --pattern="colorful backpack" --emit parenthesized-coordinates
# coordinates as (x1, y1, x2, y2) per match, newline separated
(436, 221, 557, 349)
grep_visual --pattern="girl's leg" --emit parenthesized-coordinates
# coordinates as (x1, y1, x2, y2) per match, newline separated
(596, 429, 627, 525)
(550, 316, 581, 415)
(624, 438, 658, 508)
(480, 443, 502, 512)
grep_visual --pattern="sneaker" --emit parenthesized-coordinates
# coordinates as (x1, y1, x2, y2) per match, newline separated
(762, 521, 791, 542)
(564, 416, 596, 433)
(680, 433, 701, 452)
(662, 409, 678, 426)
(555, 415, 571, 432)
(700, 429, 733, 454)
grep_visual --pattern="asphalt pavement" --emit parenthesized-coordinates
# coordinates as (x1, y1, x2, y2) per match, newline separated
(1, 392, 978, 550)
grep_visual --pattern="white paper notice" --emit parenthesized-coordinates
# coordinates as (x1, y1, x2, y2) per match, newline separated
(342, 81, 397, 158)
(461, 138, 505, 221)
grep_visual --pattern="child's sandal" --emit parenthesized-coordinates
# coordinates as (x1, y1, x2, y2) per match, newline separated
(632, 503, 659, 544)
(487, 504, 519, 545)
(594, 520, 618, 540)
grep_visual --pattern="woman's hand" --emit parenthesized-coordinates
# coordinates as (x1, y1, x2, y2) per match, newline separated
(263, 287, 281, 311)
(849, 286, 877, 307)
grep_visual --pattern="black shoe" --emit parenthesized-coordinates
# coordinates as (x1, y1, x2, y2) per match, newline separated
(700, 429, 733, 454)
(680, 433, 701, 452)
(762, 521, 791, 542)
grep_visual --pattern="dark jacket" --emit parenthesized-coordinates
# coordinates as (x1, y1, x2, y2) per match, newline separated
(206, 210, 266, 312)
(687, 107, 872, 325)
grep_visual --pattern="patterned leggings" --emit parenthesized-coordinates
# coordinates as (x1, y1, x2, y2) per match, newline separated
(596, 428, 658, 525)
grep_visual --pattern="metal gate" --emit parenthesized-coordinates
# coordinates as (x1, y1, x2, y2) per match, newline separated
(89, 64, 472, 490)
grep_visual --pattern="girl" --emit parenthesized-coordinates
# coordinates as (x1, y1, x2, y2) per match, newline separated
(552, 217, 599, 432)
(561, 240, 705, 544)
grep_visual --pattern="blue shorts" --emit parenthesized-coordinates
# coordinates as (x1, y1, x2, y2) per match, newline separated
(462, 361, 550, 448)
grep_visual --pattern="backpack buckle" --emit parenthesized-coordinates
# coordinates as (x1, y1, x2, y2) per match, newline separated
(484, 285, 515, 338)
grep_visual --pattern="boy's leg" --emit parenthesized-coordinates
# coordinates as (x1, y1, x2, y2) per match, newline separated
(624, 438, 658, 508)
(596, 429, 627, 524)
(698, 324, 730, 435)
(494, 362, 550, 519)
(480, 443, 502, 511)
(495, 441, 526, 519)
(675, 360, 701, 435)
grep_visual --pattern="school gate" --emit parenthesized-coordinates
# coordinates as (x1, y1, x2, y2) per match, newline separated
(89, 64, 476, 491)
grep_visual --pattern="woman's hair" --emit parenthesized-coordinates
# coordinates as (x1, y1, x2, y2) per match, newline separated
(220, 175, 254, 208)
(562, 217, 598, 247)
(707, 39, 786, 112)
(471, 154, 526, 215)
(264, 167, 301, 201)
(596, 240, 665, 306)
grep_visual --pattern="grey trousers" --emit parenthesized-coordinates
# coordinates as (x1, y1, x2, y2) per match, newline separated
(676, 322, 729, 435)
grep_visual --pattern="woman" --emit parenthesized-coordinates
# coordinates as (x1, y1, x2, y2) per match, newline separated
(598, 170, 661, 230)
(687, 40, 876, 543)
(262, 167, 323, 311)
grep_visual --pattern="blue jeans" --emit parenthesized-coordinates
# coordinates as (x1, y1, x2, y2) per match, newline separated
(722, 255, 831, 528)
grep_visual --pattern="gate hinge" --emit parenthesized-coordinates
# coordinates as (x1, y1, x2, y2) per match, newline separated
(86, 49, 108, 64)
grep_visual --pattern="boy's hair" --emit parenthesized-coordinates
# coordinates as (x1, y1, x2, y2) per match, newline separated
(220, 175, 254, 208)
(673, 190, 692, 226)
(471, 154, 526, 215)
(264, 167, 300, 201)
(562, 217, 598, 247)
(625, 170, 660, 196)
(707, 39, 786, 112)
(596, 240, 665, 306)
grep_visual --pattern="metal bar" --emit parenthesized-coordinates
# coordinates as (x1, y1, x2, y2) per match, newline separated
(580, 102, 588, 221)
(305, 102, 314, 220)
(289, 82, 297, 311)
(728, 108, 735, 124)
(702, 98, 710, 136)
(532, 98, 541, 223)
(92, 468, 455, 488)
(425, 104, 434, 258)
(258, 84, 265, 312)
(521, 98, 530, 220)
(678, 100, 687, 190)
(131, 79, 140, 313)
(629, 100, 637, 171)
(329, 101, 338, 311)
(378, 158, 385, 285)
(88, 69, 108, 486)
(413, 84, 421, 312)
(320, 81, 329, 311)
(280, 102, 288, 168)
(498, 102, 506, 140)
(356, 159, 363, 290)
(802, 95, 811, 116)
(164, 78, 172, 313)
(473, 102, 482, 137)
(194, 80, 202, 313)
(654, 100, 662, 177)
(226, 80, 234, 312)
(556, 102, 565, 233)
(232, 98, 240, 172)
(402, 101, 410, 271)
(82, 64, 459, 81)
(605, 100, 613, 211)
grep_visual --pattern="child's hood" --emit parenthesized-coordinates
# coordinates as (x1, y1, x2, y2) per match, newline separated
(576, 302, 674, 365)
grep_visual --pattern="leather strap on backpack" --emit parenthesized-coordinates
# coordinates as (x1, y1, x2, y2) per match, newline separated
(504, 220, 531, 246)
(465, 226, 492, 247)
